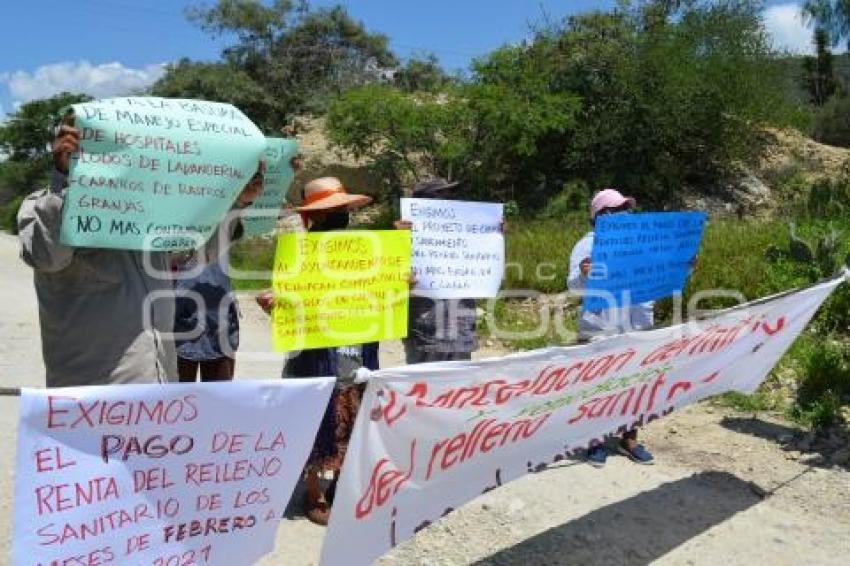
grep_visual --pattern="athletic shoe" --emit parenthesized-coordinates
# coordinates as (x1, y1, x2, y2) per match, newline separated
(618, 442, 654, 465)
(585, 445, 608, 468)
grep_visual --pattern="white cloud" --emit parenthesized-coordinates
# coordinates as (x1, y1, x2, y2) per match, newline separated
(763, 3, 815, 55)
(0, 60, 166, 104)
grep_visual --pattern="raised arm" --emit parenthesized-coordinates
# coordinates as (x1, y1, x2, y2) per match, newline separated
(17, 122, 79, 273)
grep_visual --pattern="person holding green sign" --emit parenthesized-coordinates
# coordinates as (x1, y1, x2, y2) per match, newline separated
(17, 115, 264, 387)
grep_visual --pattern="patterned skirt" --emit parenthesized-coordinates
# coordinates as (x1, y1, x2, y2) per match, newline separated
(306, 383, 365, 473)
(283, 343, 378, 473)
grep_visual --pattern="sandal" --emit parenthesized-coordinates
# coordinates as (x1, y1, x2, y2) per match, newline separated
(303, 492, 330, 526)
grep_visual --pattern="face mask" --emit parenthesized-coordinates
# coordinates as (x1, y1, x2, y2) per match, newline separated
(310, 210, 350, 232)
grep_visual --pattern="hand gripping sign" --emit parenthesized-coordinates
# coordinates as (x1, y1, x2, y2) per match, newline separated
(242, 138, 299, 238)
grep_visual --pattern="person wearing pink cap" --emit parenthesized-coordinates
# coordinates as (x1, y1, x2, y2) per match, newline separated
(567, 188, 654, 467)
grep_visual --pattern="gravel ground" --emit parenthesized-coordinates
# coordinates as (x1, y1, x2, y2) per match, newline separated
(1, 233, 848, 566)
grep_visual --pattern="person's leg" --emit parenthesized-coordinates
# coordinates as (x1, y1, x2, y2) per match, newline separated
(411, 350, 458, 364)
(448, 351, 472, 361)
(303, 468, 329, 525)
(585, 441, 609, 468)
(199, 357, 235, 382)
(619, 428, 653, 464)
(177, 358, 199, 383)
(304, 470, 322, 502)
(404, 340, 435, 365)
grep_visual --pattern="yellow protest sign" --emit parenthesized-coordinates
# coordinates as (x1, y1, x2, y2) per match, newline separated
(272, 230, 411, 351)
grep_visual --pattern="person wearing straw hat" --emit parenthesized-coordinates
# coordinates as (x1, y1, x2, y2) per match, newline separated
(256, 176, 376, 526)
(567, 188, 655, 467)
(292, 176, 372, 230)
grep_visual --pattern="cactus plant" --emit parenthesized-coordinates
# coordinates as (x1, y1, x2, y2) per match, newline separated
(788, 222, 814, 262)
(764, 223, 846, 279)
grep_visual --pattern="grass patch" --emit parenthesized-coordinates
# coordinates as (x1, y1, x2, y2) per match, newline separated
(477, 296, 579, 350)
(789, 337, 850, 428)
(716, 391, 777, 412)
(229, 236, 276, 291)
(503, 214, 585, 293)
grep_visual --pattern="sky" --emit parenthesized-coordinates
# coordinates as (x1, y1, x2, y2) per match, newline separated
(0, 1, 833, 119)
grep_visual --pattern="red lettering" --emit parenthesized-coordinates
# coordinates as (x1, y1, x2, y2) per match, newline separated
(356, 441, 416, 519)
(46, 396, 77, 429)
(665, 380, 692, 401)
(35, 447, 76, 473)
(761, 316, 786, 336)
(440, 433, 467, 470)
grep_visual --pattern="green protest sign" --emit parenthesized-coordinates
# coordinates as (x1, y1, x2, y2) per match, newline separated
(60, 97, 267, 251)
(242, 138, 299, 238)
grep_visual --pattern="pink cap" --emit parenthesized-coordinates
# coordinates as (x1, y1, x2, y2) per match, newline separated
(590, 188, 636, 218)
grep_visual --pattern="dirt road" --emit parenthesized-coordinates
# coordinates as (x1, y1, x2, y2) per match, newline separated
(1, 232, 848, 565)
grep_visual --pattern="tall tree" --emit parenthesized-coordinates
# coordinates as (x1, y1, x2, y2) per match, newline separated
(804, 1, 850, 50)
(0, 92, 91, 161)
(392, 54, 454, 92)
(155, 0, 399, 129)
(0, 92, 92, 230)
(327, 0, 798, 209)
(151, 59, 284, 129)
(803, 28, 838, 106)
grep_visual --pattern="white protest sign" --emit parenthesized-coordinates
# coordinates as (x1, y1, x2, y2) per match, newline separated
(321, 275, 846, 566)
(13, 379, 334, 566)
(401, 198, 504, 298)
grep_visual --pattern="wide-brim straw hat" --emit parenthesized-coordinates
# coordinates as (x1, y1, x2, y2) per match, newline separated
(295, 177, 372, 212)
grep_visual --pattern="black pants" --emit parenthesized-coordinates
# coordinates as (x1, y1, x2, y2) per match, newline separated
(404, 344, 473, 365)
(177, 357, 235, 382)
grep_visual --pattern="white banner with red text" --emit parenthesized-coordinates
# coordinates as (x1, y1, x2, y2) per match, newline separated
(13, 378, 334, 566)
(321, 275, 845, 566)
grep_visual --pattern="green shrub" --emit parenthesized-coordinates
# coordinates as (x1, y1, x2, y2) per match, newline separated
(791, 391, 844, 429)
(806, 177, 850, 219)
(538, 181, 589, 219)
(503, 200, 520, 218)
(817, 284, 850, 335)
(798, 339, 850, 404)
(229, 236, 276, 291)
(786, 338, 850, 428)
(812, 95, 850, 148)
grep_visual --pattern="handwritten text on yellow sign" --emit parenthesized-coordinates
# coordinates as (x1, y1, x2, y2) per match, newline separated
(272, 230, 411, 351)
